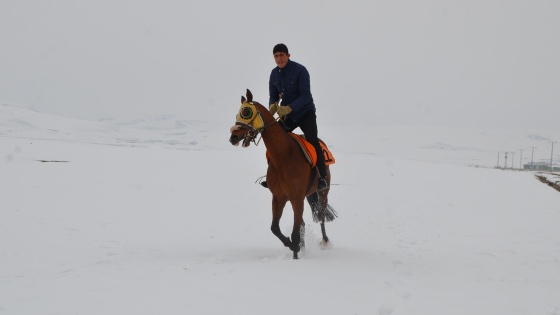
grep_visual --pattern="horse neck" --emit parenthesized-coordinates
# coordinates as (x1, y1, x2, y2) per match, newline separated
(251, 102, 295, 157)
(261, 122, 294, 158)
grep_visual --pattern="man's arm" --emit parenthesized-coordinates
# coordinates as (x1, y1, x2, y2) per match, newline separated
(287, 67, 312, 112)
(269, 72, 280, 105)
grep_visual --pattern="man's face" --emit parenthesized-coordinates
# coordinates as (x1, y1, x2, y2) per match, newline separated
(274, 52, 290, 68)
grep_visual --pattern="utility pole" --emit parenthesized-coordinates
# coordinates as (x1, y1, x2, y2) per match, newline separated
(511, 152, 515, 169)
(551, 141, 557, 171)
(504, 152, 508, 169)
(530, 146, 536, 171)
(496, 152, 500, 168)
(520, 149, 523, 169)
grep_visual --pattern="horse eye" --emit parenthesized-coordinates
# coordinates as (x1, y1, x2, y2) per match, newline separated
(240, 107, 253, 119)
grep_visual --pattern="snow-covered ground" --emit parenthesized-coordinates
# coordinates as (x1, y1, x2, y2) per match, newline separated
(538, 172, 560, 184)
(1, 104, 559, 315)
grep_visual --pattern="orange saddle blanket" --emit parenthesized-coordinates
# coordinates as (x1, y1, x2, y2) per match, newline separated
(266, 133, 335, 167)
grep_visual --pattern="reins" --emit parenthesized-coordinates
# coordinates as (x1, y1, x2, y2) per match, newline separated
(243, 107, 280, 147)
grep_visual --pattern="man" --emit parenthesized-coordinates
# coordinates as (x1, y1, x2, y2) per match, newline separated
(266, 43, 329, 191)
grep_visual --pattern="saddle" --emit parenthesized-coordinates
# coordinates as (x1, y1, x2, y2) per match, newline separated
(266, 133, 335, 167)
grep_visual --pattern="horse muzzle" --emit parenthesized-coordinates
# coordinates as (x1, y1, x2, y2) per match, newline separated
(229, 124, 253, 147)
(229, 124, 242, 146)
(229, 134, 241, 146)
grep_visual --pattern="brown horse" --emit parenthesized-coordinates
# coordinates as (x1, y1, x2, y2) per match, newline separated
(229, 89, 337, 259)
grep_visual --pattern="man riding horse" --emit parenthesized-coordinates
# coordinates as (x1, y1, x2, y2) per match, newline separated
(262, 43, 329, 192)
(229, 89, 336, 259)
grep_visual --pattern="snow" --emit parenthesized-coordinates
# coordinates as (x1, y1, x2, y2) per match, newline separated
(1, 104, 560, 314)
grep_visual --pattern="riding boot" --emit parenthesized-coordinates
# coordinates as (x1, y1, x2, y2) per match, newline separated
(316, 147, 329, 192)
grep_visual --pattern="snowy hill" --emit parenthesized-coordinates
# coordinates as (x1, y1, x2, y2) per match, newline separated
(0, 104, 225, 151)
(2, 104, 557, 167)
(1, 105, 559, 315)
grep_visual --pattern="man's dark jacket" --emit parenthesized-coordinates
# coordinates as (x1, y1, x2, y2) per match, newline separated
(269, 60, 316, 124)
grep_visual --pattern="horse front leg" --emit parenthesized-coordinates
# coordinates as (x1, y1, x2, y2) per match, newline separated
(270, 197, 292, 249)
(290, 199, 305, 259)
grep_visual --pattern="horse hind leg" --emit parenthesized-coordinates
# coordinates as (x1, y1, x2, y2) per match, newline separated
(306, 192, 321, 222)
(307, 192, 334, 246)
(319, 221, 329, 247)
(299, 221, 306, 249)
(318, 191, 337, 246)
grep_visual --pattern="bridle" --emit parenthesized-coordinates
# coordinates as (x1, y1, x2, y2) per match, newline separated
(231, 102, 279, 147)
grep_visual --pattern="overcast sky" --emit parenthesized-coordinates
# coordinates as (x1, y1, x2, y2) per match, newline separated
(1, 0, 559, 130)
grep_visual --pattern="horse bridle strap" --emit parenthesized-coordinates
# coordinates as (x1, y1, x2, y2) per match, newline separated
(232, 102, 281, 146)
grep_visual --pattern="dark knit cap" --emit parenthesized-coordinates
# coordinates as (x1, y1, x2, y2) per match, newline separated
(273, 43, 289, 54)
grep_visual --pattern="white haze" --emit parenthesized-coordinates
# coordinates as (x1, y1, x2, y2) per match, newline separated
(1, 0, 559, 129)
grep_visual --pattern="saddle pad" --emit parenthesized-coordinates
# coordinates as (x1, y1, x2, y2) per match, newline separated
(266, 133, 335, 167)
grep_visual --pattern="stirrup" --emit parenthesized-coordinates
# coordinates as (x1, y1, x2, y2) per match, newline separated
(260, 181, 268, 188)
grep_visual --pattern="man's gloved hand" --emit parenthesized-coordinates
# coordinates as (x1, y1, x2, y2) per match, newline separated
(277, 105, 292, 118)
(269, 102, 279, 115)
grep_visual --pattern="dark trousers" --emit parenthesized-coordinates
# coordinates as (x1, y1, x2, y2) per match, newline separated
(279, 111, 327, 178)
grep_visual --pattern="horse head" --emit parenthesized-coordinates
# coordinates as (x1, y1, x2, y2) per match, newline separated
(229, 89, 273, 147)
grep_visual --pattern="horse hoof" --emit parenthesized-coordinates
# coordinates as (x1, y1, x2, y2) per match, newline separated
(293, 252, 299, 259)
(320, 239, 331, 249)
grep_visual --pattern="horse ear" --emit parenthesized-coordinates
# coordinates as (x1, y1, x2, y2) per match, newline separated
(246, 89, 253, 102)
(241, 96, 246, 103)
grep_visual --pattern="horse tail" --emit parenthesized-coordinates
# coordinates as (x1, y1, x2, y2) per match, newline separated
(306, 192, 338, 223)
(321, 203, 338, 222)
